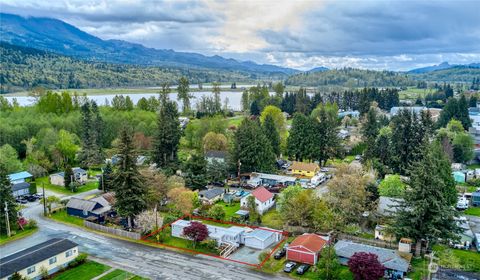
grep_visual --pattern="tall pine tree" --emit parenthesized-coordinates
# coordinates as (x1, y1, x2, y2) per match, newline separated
(0, 165, 17, 235)
(393, 142, 460, 255)
(153, 97, 181, 170)
(262, 115, 281, 157)
(177, 77, 191, 114)
(112, 127, 147, 228)
(362, 106, 380, 159)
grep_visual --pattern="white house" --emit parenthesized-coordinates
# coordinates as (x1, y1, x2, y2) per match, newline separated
(49, 167, 88, 186)
(244, 228, 279, 249)
(240, 187, 275, 214)
(0, 238, 78, 280)
(8, 171, 33, 197)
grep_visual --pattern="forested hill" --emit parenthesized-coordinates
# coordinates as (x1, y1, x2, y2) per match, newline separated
(408, 66, 480, 83)
(284, 68, 415, 87)
(0, 13, 297, 76)
(0, 43, 256, 93)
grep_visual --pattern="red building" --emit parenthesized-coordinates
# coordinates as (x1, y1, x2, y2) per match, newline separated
(286, 233, 328, 265)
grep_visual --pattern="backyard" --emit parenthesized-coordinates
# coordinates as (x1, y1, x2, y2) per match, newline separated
(149, 227, 220, 256)
(98, 269, 149, 280)
(261, 209, 283, 230)
(213, 201, 240, 220)
(50, 209, 85, 227)
(51, 260, 110, 280)
(36, 176, 98, 195)
(464, 207, 480, 217)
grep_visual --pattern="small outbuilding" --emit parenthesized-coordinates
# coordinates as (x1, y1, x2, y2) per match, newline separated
(243, 229, 278, 250)
(198, 188, 224, 204)
(286, 233, 328, 265)
(66, 197, 111, 222)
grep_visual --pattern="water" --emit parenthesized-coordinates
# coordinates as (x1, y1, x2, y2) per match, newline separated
(5, 91, 247, 111)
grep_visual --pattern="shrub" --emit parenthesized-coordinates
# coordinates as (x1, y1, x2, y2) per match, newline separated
(26, 219, 37, 229)
(258, 251, 270, 262)
(40, 266, 49, 279)
(207, 204, 226, 220)
(68, 253, 88, 268)
(200, 240, 218, 251)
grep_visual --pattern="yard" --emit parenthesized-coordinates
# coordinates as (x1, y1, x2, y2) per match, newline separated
(407, 258, 428, 280)
(214, 201, 240, 219)
(0, 227, 38, 245)
(261, 209, 283, 230)
(433, 245, 480, 273)
(52, 260, 111, 280)
(50, 209, 85, 227)
(35, 176, 98, 195)
(149, 227, 220, 255)
(98, 269, 149, 280)
(464, 207, 480, 217)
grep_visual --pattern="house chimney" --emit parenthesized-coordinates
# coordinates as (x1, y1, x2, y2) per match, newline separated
(398, 238, 412, 253)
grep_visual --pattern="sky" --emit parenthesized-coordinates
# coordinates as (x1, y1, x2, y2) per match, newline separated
(1, 0, 480, 71)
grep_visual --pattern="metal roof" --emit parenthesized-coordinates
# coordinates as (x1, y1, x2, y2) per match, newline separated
(8, 171, 32, 182)
(0, 238, 77, 278)
(66, 198, 98, 212)
(334, 240, 411, 273)
(245, 229, 275, 241)
(199, 188, 224, 200)
(377, 196, 403, 216)
(12, 182, 30, 192)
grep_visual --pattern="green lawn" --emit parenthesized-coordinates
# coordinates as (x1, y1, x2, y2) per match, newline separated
(98, 269, 148, 280)
(36, 176, 98, 195)
(407, 258, 428, 280)
(467, 164, 480, 170)
(227, 116, 244, 127)
(464, 207, 480, 217)
(214, 201, 240, 219)
(434, 245, 480, 272)
(52, 260, 110, 280)
(150, 227, 219, 255)
(50, 210, 85, 227)
(0, 227, 38, 245)
(261, 209, 283, 230)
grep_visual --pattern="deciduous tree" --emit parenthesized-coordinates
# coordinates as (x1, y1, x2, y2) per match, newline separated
(348, 252, 385, 280)
(183, 221, 209, 248)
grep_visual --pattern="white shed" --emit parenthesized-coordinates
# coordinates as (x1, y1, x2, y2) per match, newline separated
(244, 229, 277, 249)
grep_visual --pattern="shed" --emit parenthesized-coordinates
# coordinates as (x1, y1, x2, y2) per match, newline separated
(453, 171, 466, 183)
(244, 229, 277, 249)
(198, 188, 224, 204)
(66, 197, 111, 221)
(472, 190, 480, 206)
(286, 233, 327, 265)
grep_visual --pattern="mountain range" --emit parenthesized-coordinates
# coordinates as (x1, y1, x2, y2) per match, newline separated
(408, 62, 480, 74)
(0, 13, 298, 76)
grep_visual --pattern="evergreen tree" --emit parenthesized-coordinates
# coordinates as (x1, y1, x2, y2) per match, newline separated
(470, 96, 478, 108)
(250, 100, 260, 116)
(177, 76, 191, 114)
(153, 98, 181, 170)
(233, 118, 276, 173)
(393, 142, 460, 255)
(0, 165, 17, 235)
(262, 115, 281, 157)
(287, 113, 312, 161)
(212, 82, 222, 113)
(78, 101, 103, 167)
(183, 153, 208, 189)
(99, 162, 113, 192)
(64, 165, 73, 189)
(362, 106, 380, 159)
(90, 101, 104, 163)
(310, 103, 340, 165)
(112, 127, 147, 228)
(438, 97, 471, 130)
(457, 95, 472, 129)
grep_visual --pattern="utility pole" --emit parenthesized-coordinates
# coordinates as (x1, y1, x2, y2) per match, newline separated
(101, 168, 105, 192)
(4, 201, 11, 237)
(42, 183, 47, 216)
(154, 204, 158, 230)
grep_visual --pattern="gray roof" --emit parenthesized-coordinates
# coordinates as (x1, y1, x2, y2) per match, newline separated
(205, 150, 227, 159)
(199, 188, 224, 200)
(390, 106, 426, 116)
(0, 238, 77, 278)
(377, 196, 403, 216)
(245, 229, 275, 241)
(12, 182, 30, 192)
(335, 240, 411, 273)
(66, 198, 98, 212)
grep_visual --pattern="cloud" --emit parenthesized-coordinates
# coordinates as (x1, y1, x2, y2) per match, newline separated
(1, 0, 479, 69)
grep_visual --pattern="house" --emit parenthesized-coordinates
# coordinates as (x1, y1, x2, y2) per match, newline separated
(452, 171, 466, 183)
(49, 167, 88, 186)
(247, 172, 296, 187)
(240, 187, 275, 214)
(472, 190, 480, 206)
(338, 110, 360, 118)
(389, 106, 426, 116)
(375, 225, 396, 242)
(198, 188, 224, 204)
(451, 216, 475, 249)
(205, 150, 228, 164)
(171, 220, 279, 250)
(377, 196, 403, 217)
(244, 228, 279, 250)
(0, 238, 78, 280)
(334, 240, 412, 279)
(286, 233, 328, 265)
(66, 197, 111, 222)
(8, 171, 33, 197)
(288, 161, 320, 178)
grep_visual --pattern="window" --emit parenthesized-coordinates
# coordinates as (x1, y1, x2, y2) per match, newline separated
(65, 250, 73, 257)
(83, 210, 88, 216)
(27, 266, 35, 274)
(49, 256, 57, 265)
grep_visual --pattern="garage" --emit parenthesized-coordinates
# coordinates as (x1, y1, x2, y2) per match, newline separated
(244, 229, 277, 250)
(286, 233, 327, 265)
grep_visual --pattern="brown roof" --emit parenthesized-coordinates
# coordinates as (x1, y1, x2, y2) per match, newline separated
(289, 161, 319, 172)
(102, 192, 116, 205)
(289, 234, 327, 253)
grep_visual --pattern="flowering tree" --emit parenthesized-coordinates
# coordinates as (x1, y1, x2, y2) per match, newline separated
(348, 252, 385, 280)
(183, 221, 209, 248)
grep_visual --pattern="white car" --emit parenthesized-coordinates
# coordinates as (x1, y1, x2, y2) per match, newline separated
(456, 196, 469, 210)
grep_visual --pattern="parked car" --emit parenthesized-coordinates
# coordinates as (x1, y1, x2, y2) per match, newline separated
(355, 155, 362, 160)
(283, 262, 297, 273)
(25, 195, 37, 202)
(320, 167, 329, 172)
(456, 196, 469, 210)
(16, 198, 28, 204)
(33, 193, 44, 199)
(296, 264, 311, 275)
(274, 248, 286, 260)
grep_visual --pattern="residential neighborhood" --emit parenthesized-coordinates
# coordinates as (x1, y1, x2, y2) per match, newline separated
(1, 2, 480, 280)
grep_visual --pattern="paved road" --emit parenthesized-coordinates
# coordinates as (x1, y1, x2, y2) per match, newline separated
(1, 191, 286, 280)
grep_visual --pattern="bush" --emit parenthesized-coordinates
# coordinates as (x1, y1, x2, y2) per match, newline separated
(68, 253, 88, 268)
(207, 204, 226, 220)
(200, 240, 218, 252)
(258, 251, 270, 262)
(343, 224, 361, 235)
(26, 219, 37, 229)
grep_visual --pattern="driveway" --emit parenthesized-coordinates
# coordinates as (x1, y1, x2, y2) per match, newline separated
(1, 192, 287, 280)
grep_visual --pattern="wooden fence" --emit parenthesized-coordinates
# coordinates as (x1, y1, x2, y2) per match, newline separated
(337, 233, 397, 249)
(84, 221, 141, 240)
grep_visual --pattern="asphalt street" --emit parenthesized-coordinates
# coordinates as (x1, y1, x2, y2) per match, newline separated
(0, 191, 287, 280)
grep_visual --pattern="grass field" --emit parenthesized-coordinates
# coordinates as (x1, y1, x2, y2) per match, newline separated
(261, 209, 283, 230)
(36, 176, 98, 195)
(52, 260, 111, 280)
(464, 207, 480, 217)
(50, 210, 85, 227)
(399, 87, 435, 100)
(407, 258, 428, 280)
(0, 227, 38, 245)
(150, 227, 219, 255)
(98, 269, 149, 280)
(434, 245, 480, 273)
(213, 201, 240, 220)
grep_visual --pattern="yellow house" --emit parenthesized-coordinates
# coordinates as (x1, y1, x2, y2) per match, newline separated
(289, 161, 320, 177)
(0, 238, 79, 280)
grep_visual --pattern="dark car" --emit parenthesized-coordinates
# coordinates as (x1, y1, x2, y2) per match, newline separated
(283, 262, 297, 273)
(25, 195, 37, 202)
(274, 248, 286, 260)
(296, 264, 311, 275)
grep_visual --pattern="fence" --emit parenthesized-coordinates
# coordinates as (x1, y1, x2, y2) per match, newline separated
(84, 221, 141, 240)
(337, 233, 397, 249)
